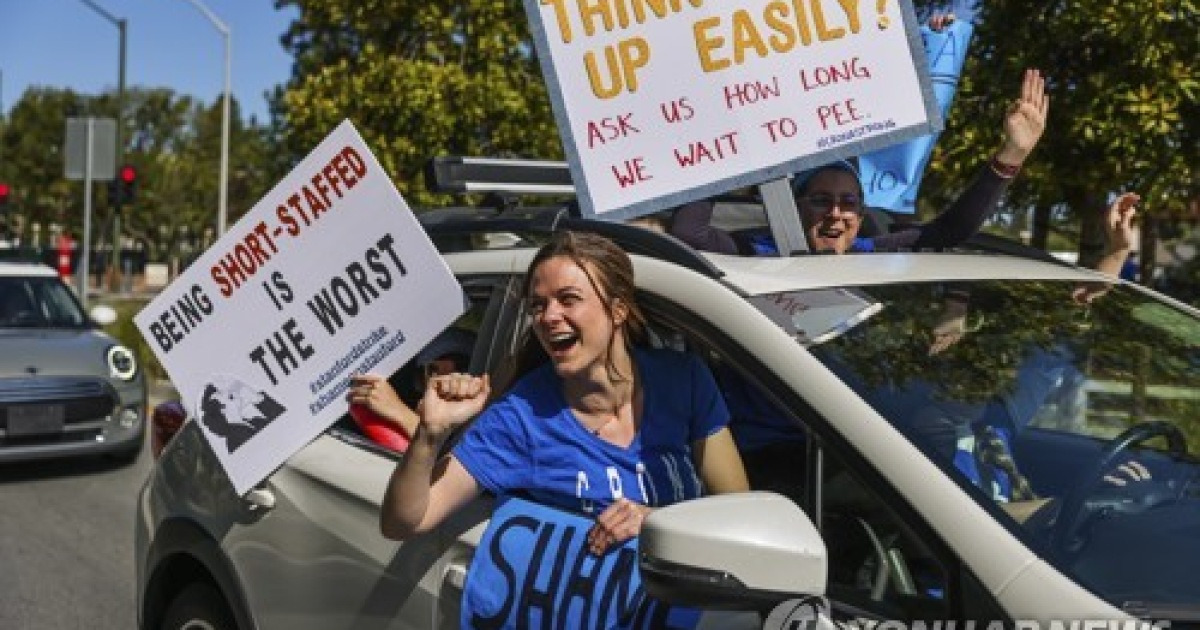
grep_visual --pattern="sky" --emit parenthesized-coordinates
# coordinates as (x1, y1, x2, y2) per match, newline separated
(1, 0, 298, 123)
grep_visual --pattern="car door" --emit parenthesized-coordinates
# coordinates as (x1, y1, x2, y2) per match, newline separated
(222, 275, 517, 630)
(627, 288, 1013, 623)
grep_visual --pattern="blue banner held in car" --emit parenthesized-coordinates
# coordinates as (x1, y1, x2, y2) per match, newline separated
(858, 18, 974, 214)
(461, 496, 700, 630)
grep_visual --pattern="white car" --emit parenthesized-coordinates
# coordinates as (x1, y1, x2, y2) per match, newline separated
(135, 177, 1200, 629)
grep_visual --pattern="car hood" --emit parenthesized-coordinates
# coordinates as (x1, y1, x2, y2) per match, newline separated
(0, 328, 115, 377)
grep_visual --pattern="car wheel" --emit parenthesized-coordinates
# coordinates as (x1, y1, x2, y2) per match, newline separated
(160, 582, 237, 630)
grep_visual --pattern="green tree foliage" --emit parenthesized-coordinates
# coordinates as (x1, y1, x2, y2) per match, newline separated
(0, 88, 89, 236)
(0, 86, 278, 263)
(915, 0, 1199, 267)
(274, 0, 563, 205)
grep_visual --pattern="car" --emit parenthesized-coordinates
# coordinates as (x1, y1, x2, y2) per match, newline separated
(135, 161, 1200, 629)
(0, 261, 146, 464)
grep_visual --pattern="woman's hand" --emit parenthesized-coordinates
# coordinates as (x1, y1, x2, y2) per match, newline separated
(587, 498, 652, 555)
(1103, 192, 1139, 254)
(419, 373, 490, 440)
(996, 68, 1049, 167)
(348, 373, 408, 423)
(927, 12, 955, 32)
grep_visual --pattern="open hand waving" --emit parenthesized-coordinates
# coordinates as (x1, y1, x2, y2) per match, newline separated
(997, 69, 1050, 167)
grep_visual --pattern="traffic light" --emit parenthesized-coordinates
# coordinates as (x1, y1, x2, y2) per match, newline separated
(108, 165, 138, 207)
(119, 164, 137, 204)
(0, 183, 9, 212)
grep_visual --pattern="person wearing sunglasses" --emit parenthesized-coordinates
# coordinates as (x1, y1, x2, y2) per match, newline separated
(671, 68, 1049, 256)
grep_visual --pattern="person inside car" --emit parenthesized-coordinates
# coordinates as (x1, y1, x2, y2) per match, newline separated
(375, 231, 748, 556)
(670, 68, 1049, 256)
(347, 328, 476, 453)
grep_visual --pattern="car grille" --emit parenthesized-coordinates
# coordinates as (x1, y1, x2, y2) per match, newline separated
(0, 377, 119, 444)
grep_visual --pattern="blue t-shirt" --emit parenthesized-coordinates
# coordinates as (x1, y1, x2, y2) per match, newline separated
(452, 347, 730, 514)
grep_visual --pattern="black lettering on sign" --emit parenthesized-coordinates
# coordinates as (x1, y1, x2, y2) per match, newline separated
(305, 233, 407, 336)
(471, 515, 539, 630)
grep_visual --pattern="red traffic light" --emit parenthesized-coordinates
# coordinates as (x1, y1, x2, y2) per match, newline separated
(0, 183, 9, 198)
(119, 165, 137, 184)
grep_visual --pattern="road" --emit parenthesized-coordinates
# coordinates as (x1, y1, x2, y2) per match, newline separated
(0, 381, 175, 630)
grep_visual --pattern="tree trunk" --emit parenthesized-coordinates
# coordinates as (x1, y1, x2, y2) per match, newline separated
(1030, 201, 1052, 250)
(1139, 214, 1158, 286)
(1074, 189, 1107, 270)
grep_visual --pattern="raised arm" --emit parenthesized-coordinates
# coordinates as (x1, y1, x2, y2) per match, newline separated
(898, 68, 1049, 251)
(379, 374, 490, 540)
(669, 200, 739, 255)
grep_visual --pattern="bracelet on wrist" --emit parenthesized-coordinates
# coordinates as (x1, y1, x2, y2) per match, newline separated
(990, 156, 1021, 179)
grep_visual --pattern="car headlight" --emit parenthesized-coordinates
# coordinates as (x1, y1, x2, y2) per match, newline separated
(107, 345, 138, 381)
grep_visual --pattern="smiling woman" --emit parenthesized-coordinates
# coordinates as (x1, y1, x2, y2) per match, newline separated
(371, 231, 749, 626)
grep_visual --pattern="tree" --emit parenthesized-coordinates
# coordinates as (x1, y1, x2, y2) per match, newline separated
(123, 92, 280, 264)
(0, 88, 90, 244)
(915, 0, 1199, 271)
(274, 0, 563, 206)
(0, 84, 280, 268)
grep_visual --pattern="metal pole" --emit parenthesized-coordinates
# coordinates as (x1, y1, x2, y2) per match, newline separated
(219, 29, 231, 235)
(78, 0, 128, 290)
(182, 0, 231, 236)
(80, 119, 95, 308)
(113, 18, 126, 291)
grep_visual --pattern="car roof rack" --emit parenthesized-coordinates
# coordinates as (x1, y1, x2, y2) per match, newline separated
(426, 156, 575, 196)
(420, 159, 723, 278)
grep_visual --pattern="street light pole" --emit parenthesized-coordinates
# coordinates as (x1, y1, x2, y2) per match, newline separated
(79, 0, 127, 291)
(182, 0, 231, 236)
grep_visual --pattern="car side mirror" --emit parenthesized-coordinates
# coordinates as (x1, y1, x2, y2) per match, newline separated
(90, 304, 118, 326)
(638, 492, 826, 612)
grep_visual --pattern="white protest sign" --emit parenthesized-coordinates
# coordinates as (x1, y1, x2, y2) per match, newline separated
(135, 120, 465, 495)
(523, 0, 942, 220)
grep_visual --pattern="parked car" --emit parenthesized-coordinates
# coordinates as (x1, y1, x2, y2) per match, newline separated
(0, 261, 146, 464)
(135, 166, 1200, 629)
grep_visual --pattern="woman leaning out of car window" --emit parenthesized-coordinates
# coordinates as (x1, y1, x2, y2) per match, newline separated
(370, 231, 748, 556)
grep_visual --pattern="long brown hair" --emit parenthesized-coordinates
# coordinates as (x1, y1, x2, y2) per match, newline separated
(498, 231, 648, 392)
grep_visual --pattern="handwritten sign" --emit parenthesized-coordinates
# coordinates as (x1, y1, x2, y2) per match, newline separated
(463, 497, 699, 630)
(134, 120, 465, 495)
(859, 18, 974, 213)
(523, 0, 942, 221)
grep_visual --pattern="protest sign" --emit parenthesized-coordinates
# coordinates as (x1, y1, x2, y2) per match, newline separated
(462, 497, 700, 630)
(859, 18, 974, 213)
(134, 120, 465, 495)
(523, 0, 942, 221)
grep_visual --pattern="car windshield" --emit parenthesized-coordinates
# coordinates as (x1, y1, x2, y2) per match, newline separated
(0, 276, 89, 329)
(766, 279, 1200, 614)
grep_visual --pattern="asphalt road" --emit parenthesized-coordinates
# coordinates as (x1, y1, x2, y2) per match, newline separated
(0, 381, 175, 630)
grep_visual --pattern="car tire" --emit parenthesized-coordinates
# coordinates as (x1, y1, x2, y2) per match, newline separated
(160, 582, 237, 630)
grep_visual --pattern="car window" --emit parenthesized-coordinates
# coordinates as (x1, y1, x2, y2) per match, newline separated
(638, 293, 955, 620)
(329, 275, 514, 450)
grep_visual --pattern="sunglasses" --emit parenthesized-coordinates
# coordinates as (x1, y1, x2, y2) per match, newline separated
(803, 194, 863, 214)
